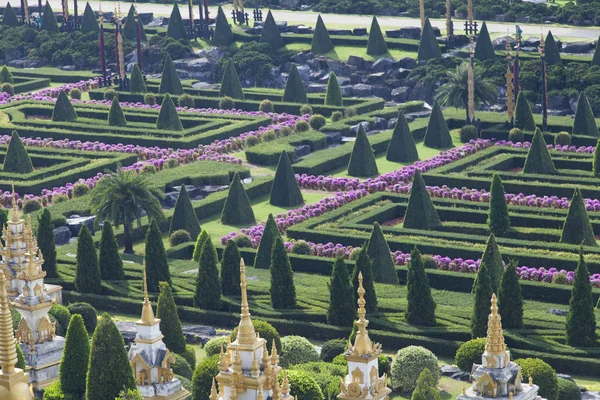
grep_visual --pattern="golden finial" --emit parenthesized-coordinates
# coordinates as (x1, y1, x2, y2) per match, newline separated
(236, 258, 257, 345)
(257, 385, 263, 398)
(281, 370, 290, 394)
(270, 339, 279, 366)
(218, 344, 228, 371)
(11, 184, 19, 223)
(231, 385, 239, 400)
(509, 392, 514, 400)
(0, 270, 18, 374)
(529, 376, 533, 385)
(233, 350, 242, 375)
(352, 272, 374, 356)
(251, 351, 260, 377)
(209, 378, 218, 400)
(485, 294, 507, 357)
(139, 262, 157, 325)
(261, 341, 270, 367)
(272, 378, 281, 400)
(462, 386, 466, 395)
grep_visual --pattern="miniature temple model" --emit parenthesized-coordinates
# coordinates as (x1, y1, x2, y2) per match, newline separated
(338, 272, 391, 400)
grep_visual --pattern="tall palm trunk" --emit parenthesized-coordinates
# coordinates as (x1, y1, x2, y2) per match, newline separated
(123, 215, 134, 254)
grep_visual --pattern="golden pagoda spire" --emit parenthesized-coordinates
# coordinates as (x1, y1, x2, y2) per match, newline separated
(352, 272, 373, 356)
(10, 184, 18, 223)
(270, 339, 279, 366)
(209, 378, 218, 400)
(235, 258, 257, 345)
(218, 345, 228, 371)
(230, 385, 238, 400)
(257, 385, 263, 398)
(251, 351, 260, 377)
(485, 294, 506, 356)
(0, 270, 18, 374)
(281, 370, 290, 394)
(272, 378, 281, 400)
(233, 350, 242, 375)
(139, 262, 157, 325)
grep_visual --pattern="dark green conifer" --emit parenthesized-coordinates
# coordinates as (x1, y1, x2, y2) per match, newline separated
(592, 35, 600, 67)
(366, 15, 387, 56)
(260, 10, 284, 51)
(594, 140, 600, 178)
(324, 71, 343, 107)
(75, 225, 101, 294)
(123, 4, 138, 40)
(311, 15, 334, 54)
(405, 246, 436, 326)
(169, 185, 201, 240)
(351, 245, 378, 314)
(479, 234, 504, 293)
(220, 240, 241, 296)
(488, 173, 511, 236)
(108, 99, 127, 126)
(145, 218, 171, 292)
(60, 314, 90, 398)
(386, 111, 418, 162)
(282, 64, 308, 104)
(81, 2, 99, 33)
(474, 21, 495, 61)
(572, 91, 599, 137)
(192, 230, 209, 262)
(471, 262, 493, 338)
(522, 128, 557, 174)
(212, 6, 233, 47)
(423, 100, 452, 149)
(417, 18, 442, 62)
(219, 60, 245, 100)
(194, 237, 222, 310)
(166, 4, 187, 40)
(40, 1, 59, 32)
(497, 260, 523, 329)
(130, 63, 147, 93)
(4, 130, 33, 174)
(514, 91, 536, 131)
(156, 282, 187, 354)
(255, 214, 281, 269)
(566, 247, 597, 346)
(52, 91, 77, 122)
(98, 222, 124, 280)
(544, 31, 562, 66)
(159, 55, 184, 95)
(403, 170, 442, 230)
(2, 3, 19, 27)
(270, 237, 296, 309)
(327, 258, 355, 326)
(270, 151, 303, 207)
(348, 124, 378, 177)
(560, 188, 598, 247)
(156, 93, 183, 131)
(366, 222, 398, 284)
(36, 208, 57, 278)
(0, 66, 13, 84)
(221, 172, 255, 225)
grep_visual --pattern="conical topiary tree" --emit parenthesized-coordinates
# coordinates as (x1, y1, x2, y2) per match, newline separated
(40, 1, 59, 32)
(592, 35, 600, 67)
(474, 21, 495, 61)
(255, 214, 281, 269)
(159, 54, 184, 95)
(220, 240, 241, 296)
(423, 100, 452, 149)
(99, 222, 124, 280)
(75, 225, 101, 294)
(479, 234, 504, 293)
(522, 128, 557, 174)
(488, 173, 511, 236)
(145, 218, 171, 292)
(560, 188, 598, 247)
(260, 10, 284, 51)
(108, 100, 127, 126)
(566, 248, 597, 346)
(573, 92, 599, 137)
(37, 208, 57, 278)
(212, 6, 234, 47)
(366, 15, 387, 56)
(403, 170, 442, 230)
(3, 130, 33, 173)
(156, 282, 186, 354)
(348, 124, 379, 177)
(544, 31, 562, 66)
(167, 3, 187, 40)
(327, 258, 355, 327)
(52, 91, 77, 122)
(471, 262, 493, 339)
(221, 172, 255, 225)
(497, 260, 523, 329)
(194, 237, 222, 310)
(412, 368, 442, 400)
(514, 91, 536, 131)
(2, 3, 19, 27)
(192, 230, 209, 262)
(169, 185, 201, 239)
(0, 66, 13, 84)
(366, 222, 398, 284)
(270, 237, 296, 309)
(81, 2, 99, 33)
(417, 18, 442, 62)
(123, 4, 138, 40)
(311, 14, 334, 54)
(156, 93, 183, 131)
(386, 111, 418, 162)
(282, 64, 308, 104)
(324, 72, 342, 107)
(351, 246, 377, 314)
(219, 60, 245, 100)
(60, 314, 90, 398)
(270, 150, 303, 207)
(594, 139, 600, 178)
(130, 63, 147, 93)
(405, 246, 436, 326)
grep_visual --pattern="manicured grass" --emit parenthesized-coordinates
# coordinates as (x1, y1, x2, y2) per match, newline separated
(284, 42, 418, 62)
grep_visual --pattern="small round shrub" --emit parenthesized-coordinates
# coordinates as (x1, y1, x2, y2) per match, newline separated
(332, 354, 347, 366)
(203, 335, 229, 357)
(455, 338, 485, 372)
(169, 229, 192, 247)
(245, 135, 260, 147)
(319, 339, 347, 362)
(309, 114, 327, 130)
(459, 124, 478, 143)
(181, 344, 197, 370)
(279, 126, 293, 137)
(259, 99, 274, 113)
(22, 199, 42, 214)
(172, 353, 193, 380)
(379, 355, 391, 376)
(422, 255, 437, 269)
(554, 131, 572, 146)
(326, 377, 341, 400)
(219, 96, 235, 110)
(509, 127, 524, 142)
(233, 234, 253, 248)
(104, 89, 118, 101)
(1, 83, 14, 96)
(43, 381, 77, 400)
(344, 108, 358, 118)
(230, 320, 281, 353)
(166, 158, 178, 169)
(141, 164, 156, 174)
(349, 247, 362, 260)
(191, 354, 219, 400)
(557, 377, 581, 400)
(331, 111, 343, 122)
(72, 182, 90, 197)
(178, 94, 195, 108)
(390, 345, 440, 392)
(291, 362, 346, 399)
(69, 88, 82, 100)
(280, 335, 319, 368)
(552, 272, 570, 285)
(295, 120, 310, 133)
(53, 194, 68, 204)
(67, 302, 97, 334)
(277, 370, 324, 400)
(515, 358, 559, 400)
(49, 304, 71, 336)
(300, 104, 313, 115)
(144, 93, 156, 105)
(262, 130, 277, 142)
(291, 240, 312, 255)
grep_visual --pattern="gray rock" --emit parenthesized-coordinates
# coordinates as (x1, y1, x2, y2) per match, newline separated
(147, 17, 168, 27)
(563, 41, 594, 54)
(307, 83, 327, 93)
(399, 26, 421, 39)
(296, 64, 311, 81)
(181, 325, 220, 345)
(295, 144, 312, 158)
(516, 16, 531, 23)
(207, 47, 227, 60)
(340, 85, 353, 97)
(582, 393, 600, 400)
(397, 68, 412, 79)
(371, 57, 397, 72)
(328, 29, 352, 35)
(524, 37, 540, 48)
(292, 52, 309, 64)
(373, 85, 392, 100)
(391, 86, 411, 102)
(408, 81, 434, 104)
(452, 35, 471, 47)
(353, 28, 367, 36)
(347, 55, 364, 68)
(388, 118, 398, 129)
(398, 57, 417, 69)
(53, 226, 72, 246)
(373, 117, 388, 130)
(138, 12, 154, 24)
(352, 83, 373, 97)
(493, 36, 516, 50)
(350, 122, 371, 134)
(385, 29, 403, 39)
(66, 215, 95, 237)
(300, 4, 311, 10)
(325, 132, 342, 144)
(326, 59, 346, 74)
(440, 365, 462, 376)
(161, 191, 180, 208)
(296, 25, 313, 34)
(557, 373, 574, 382)
(548, 308, 568, 316)
(367, 72, 385, 84)
(192, 82, 219, 90)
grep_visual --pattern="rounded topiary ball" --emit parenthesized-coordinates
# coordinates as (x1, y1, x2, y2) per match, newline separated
(319, 339, 347, 362)
(291, 240, 312, 255)
(295, 120, 310, 133)
(262, 130, 277, 142)
(166, 158, 178, 169)
(515, 358, 559, 400)
(552, 272, 570, 285)
(172, 353, 193, 380)
(509, 127, 524, 142)
(279, 126, 293, 137)
(422, 255, 437, 269)
(277, 370, 324, 400)
(390, 346, 440, 392)
(300, 104, 313, 115)
(141, 164, 156, 174)
(459, 124, 478, 143)
(178, 94, 195, 109)
(49, 304, 71, 336)
(331, 111, 343, 122)
(144, 93, 156, 105)
(455, 338, 485, 372)
(203, 335, 229, 357)
(104, 89, 118, 101)
(349, 247, 361, 260)
(1, 83, 14, 96)
(67, 302, 97, 334)
(554, 131, 572, 146)
(332, 354, 347, 366)
(69, 88, 82, 100)
(245, 135, 260, 147)
(280, 335, 319, 368)
(233, 234, 253, 248)
(22, 199, 42, 214)
(309, 114, 327, 130)
(219, 96, 235, 110)
(72, 182, 90, 197)
(259, 99, 275, 113)
(169, 229, 192, 247)
(557, 377, 581, 400)
(230, 320, 281, 354)
(191, 354, 219, 400)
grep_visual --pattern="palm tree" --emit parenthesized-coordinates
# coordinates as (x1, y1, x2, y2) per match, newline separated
(90, 168, 164, 254)
(435, 62, 498, 122)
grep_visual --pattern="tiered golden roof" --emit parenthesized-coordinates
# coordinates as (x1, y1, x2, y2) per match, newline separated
(235, 259, 257, 345)
(485, 294, 506, 356)
(0, 271, 17, 374)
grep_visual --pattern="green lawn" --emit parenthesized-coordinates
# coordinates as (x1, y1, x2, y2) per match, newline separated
(284, 42, 418, 62)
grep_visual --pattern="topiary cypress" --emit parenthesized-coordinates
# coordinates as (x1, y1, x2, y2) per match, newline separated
(327, 258, 355, 326)
(411, 368, 442, 400)
(566, 247, 597, 346)
(514, 91, 536, 131)
(108, 99, 127, 126)
(145, 218, 171, 292)
(123, 4, 138, 40)
(52, 90, 77, 122)
(98, 222, 124, 280)
(169, 185, 201, 240)
(311, 14, 334, 54)
(130, 63, 147, 93)
(479, 234, 504, 293)
(260, 10, 284, 51)
(219, 59, 245, 100)
(594, 139, 600, 178)
(220, 240, 241, 296)
(282, 64, 308, 104)
(36, 208, 57, 278)
(270, 150, 303, 207)
(221, 172, 255, 225)
(270, 237, 296, 309)
(192, 230, 209, 262)
(406, 246, 436, 326)
(40, 1, 59, 32)
(423, 100, 452, 148)
(497, 260, 523, 329)
(348, 124, 379, 177)
(255, 214, 281, 269)
(156, 282, 187, 354)
(194, 237, 222, 310)
(560, 188, 598, 247)
(191, 355, 219, 400)
(417, 18, 442, 62)
(522, 128, 557, 174)
(593, 35, 600, 67)
(366, 222, 398, 284)
(544, 31, 562, 66)
(81, 2, 99, 33)
(366, 15, 388, 56)
(86, 314, 136, 400)
(156, 93, 183, 130)
(403, 170, 442, 230)
(2, 3, 19, 27)
(386, 111, 418, 162)
(471, 262, 493, 339)
(3, 130, 33, 174)
(324, 71, 342, 106)
(572, 91, 599, 137)
(166, 3, 187, 40)
(159, 54, 184, 95)
(474, 21, 495, 61)
(75, 225, 101, 294)
(0, 66, 13, 84)
(59, 314, 90, 398)
(351, 246, 377, 314)
(212, 6, 233, 47)
(488, 173, 511, 236)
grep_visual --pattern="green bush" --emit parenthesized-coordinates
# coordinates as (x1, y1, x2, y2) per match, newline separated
(325, 72, 343, 107)
(156, 282, 187, 355)
(379, 355, 391, 376)
(311, 14, 334, 54)
(411, 368, 442, 400)
(327, 257, 355, 327)
(194, 236, 222, 311)
(488, 174, 511, 236)
(417, 18, 442, 61)
(230, 319, 282, 354)
(37, 208, 57, 278)
(69, 88, 82, 100)
(348, 124, 378, 177)
(295, 120, 310, 132)
(220, 172, 255, 225)
(166, 3, 187, 40)
(72, 183, 90, 197)
(220, 239, 241, 296)
(130, 64, 147, 93)
(560, 188, 597, 247)
(49, 305, 71, 336)
(156, 93, 183, 131)
(455, 338, 485, 372)
(53, 91, 78, 122)
(212, 6, 234, 47)
(290, 362, 345, 399)
(203, 335, 229, 357)
(332, 354, 347, 366)
(403, 170, 441, 230)
(573, 91, 599, 137)
(41, 2, 59, 32)
(522, 128, 557, 174)
(245, 135, 260, 147)
(141, 164, 156, 174)
(60, 314, 90, 398)
(515, 91, 536, 131)
(270, 237, 297, 309)
(43, 381, 75, 400)
(98, 222, 124, 281)
(554, 132, 572, 146)
(280, 126, 293, 136)
(159, 54, 184, 95)
(270, 150, 304, 207)
(255, 214, 281, 269)
(310, 114, 327, 130)
(552, 272, 570, 285)
(291, 240, 312, 255)
(259, 99, 275, 113)
(423, 100, 452, 148)
(278, 370, 324, 400)
(300, 104, 313, 115)
(181, 345, 197, 370)
(498, 261, 524, 329)
(169, 229, 192, 247)
(172, 354, 193, 380)
(331, 111, 343, 122)
(0, 66, 13, 84)
(367, 222, 398, 284)
(386, 111, 418, 162)
(460, 125, 478, 143)
(283, 64, 308, 104)
(422, 255, 437, 269)
(234, 233, 253, 248)
(545, 31, 562, 66)
(144, 93, 156, 105)
(406, 247, 436, 326)
(509, 127, 524, 142)
(104, 89, 118, 101)
(474, 22, 495, 61)
(471, 263, 493, 338)
(366, 15, 388, 56)
(280, 335, 319, 368)
(390, 346, 440, 392)
(23, 199, 42, 214)
(262, 130, 277, 142)
(219, 60, 245, 100)
(3, 130, 33, 174)
(320, 339, 347, 362)
(219, 96, 235, 110)
(566, 249, 597, 347)
(557, 377, 581, 400)
(191, 354, 219, 400)
(145, 218, 171, 291)
(260, 10, 284, 51)
(515, 358, 559, 400)
(178, 94, 195, 108)
(1, 83, 13, 96)
(1, 4, 19, 27)
(67, 302, 97, 334)
(169, 185, 201, 240)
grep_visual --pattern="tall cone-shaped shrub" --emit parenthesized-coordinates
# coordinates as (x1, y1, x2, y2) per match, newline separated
(270, 237, 296, 309)
(573, 91, 599, 137)
(366, 15, 387, 56)
(406, 246, 436, 326)
(169, 185, 201, 239)
(192, 230, 209, 262)
(488, 173, 511, 236)
(52, 91, 77, 122)
(471, 262, 493, 338)
(348, 124, 378, 177)
(255, 214, 281, 269)
(156, 282, 186, 353)
(386, 111, 418, 162)
(497, 261, 523, 329)
(311, 15, 334, 54)
(0, 66, 13, 84)
(108, 100, 127, 126)
(327, 258, 355, 326)
(514, 91, 536, 131)
(478, 234, 504, 293)
(522, 128, 557, 174)
(221, 172, 256, 225)
(81, 2, 99, 33)
(41, 1, 59, 32)
(59, 314, 90, 398)
(366, 222, 398, 284)
(194, 237, 222, 310)
(219, 60, 245, 100)
(403, 170, 442, 230)
(351, 246, 377, 314)
(260, 10, 284, 51)
(544, 31, 562, 66)
(130, 63, 147, 93)
(159, 54, 184, 95)
(3, 130, 33, 173)
(423, 100, 452, 148)
(324, 72, 342, 106)
(37, 208, 57, 278)
(2, 3, 19, 27)
(592, 36, 600, 67)
(270, 151, 303, 207)
(145, 218, 171, 291)
(123, 4, 138, 40)
(566, 248, 597, 346)
(282, 64, 308, 104)
(594, 139, 600, 177)
(474, 22, 495, 61)
(98, 222, 124, 280)
(75, 225, 101, 294)
(417, 18, 442, 62)
(212, 6, 233, 47)
(560, 188, 598, 246)
(167, 3, 187, 40)
(220, 240, 241, 296)
(156, 93, 183, 131)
